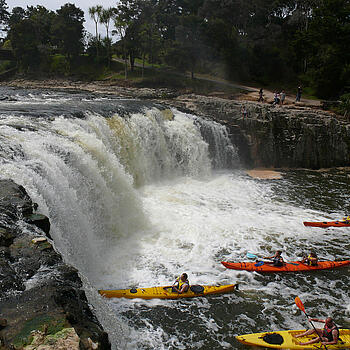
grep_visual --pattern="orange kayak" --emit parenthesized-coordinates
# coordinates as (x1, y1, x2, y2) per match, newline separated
(221, 260, 350, 272)
(303, 221, 350, 228)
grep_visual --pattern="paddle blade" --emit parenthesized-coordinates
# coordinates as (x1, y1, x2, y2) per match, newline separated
(295, 297, 305, 312)
(247, 252, 257, 259)
(255, 261, 264, 267)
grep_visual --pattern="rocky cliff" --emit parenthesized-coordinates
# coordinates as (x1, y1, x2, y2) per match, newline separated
(0, 180, 110, 350)
(166, 94, 350, 169)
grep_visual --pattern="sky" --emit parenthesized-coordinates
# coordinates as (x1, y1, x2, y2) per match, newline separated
(6, 0, 115, 35)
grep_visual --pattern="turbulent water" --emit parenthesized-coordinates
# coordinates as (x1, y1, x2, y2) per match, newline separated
(0, 86, 349, 349)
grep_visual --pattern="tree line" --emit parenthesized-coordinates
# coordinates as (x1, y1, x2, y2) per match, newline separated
(0, 0, 349, 102)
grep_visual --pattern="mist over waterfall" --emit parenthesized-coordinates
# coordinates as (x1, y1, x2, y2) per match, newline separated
(0, 97, 238, 284)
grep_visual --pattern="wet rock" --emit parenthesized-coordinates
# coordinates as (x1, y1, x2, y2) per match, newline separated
(165, 95, 350, 169)
(0, 227, 15, 247)
(24, 213, 51, 237)
(0, 256, 25, 293)
(0, 180, 111, 349)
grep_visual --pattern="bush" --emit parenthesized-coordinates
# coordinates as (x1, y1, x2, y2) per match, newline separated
(49, 54, 69, 75)
(338, 93, 350, 117)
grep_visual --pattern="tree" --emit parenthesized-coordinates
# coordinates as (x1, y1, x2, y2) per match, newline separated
(52, 3, 85, 62)
(100, 7, 114, 65)
(172, 14, 206, 79)
(7, 5, 55, 71)
(89, 5, 102, 58)
(0, 0, 9, 36)
(113, 8, 129, 79)
(9, 18, 41, 71)
(293, 0, 350, 98)
(7, 6, 25, 28)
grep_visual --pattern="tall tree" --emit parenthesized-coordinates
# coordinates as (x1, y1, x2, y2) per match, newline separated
(52, 3, 85, 61)
(294, 0, 350, 98)
(100, 7, 113, 65)
(7, 5, 54, 71)
(113, 7, 129, 79)
(0, 0, 9, 33)
(89, 5, 102, 58)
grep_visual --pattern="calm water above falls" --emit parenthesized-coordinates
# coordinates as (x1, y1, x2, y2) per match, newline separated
(0, 87, 349, 349)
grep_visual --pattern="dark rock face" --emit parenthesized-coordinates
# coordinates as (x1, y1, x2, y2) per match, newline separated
(166, 95, 350, 169)
(0, 179, 110, 349)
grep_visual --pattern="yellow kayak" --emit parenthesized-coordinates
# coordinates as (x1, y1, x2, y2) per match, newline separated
(99, 283, 236, 299)
(236, 329, 350, 349)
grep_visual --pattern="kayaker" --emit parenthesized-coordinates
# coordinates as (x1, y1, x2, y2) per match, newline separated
(342, 215, 350, 223)
(172, 273, 189, 293)
(302, 251, 318, 266)
(264, 250, 284, 267)
(293, 317, 339, 346)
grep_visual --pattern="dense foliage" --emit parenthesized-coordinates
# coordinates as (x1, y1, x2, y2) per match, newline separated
(1, 0, 350, 100)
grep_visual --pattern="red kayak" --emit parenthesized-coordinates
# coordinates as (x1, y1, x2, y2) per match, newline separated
(221, 260, 350, 273)
(303, 221, 350, 228)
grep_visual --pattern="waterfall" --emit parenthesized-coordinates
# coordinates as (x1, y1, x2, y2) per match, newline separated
(0, 105, 238, 283)
(2, 92, 350, 350)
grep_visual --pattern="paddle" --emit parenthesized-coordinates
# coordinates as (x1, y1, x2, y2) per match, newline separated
(294, 296, 327, 350)
(247, 252, 299, 266)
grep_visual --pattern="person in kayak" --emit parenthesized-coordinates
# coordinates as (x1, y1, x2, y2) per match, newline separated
(264, 250, 284, 267)
(302, 251, 318, 266)
(342, 215, 350, 223)
(172, 273, 189, 293)
(293, 317, 339, 346)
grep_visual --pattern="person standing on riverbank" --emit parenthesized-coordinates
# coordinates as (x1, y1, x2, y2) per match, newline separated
(280, 90, 286, 105)
(296, 86, 302, 102)
(241, 105, 248, 119)
(258, 88, 264, 102)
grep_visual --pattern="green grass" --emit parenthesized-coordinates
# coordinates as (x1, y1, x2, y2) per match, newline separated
(12, 315, 68, 348)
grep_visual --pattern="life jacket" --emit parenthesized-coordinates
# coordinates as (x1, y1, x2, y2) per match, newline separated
(175, 276, 189, 290)
(322, 323, 339, 342)
(273, 256, 283, 267)
(307, 254, 317, 266)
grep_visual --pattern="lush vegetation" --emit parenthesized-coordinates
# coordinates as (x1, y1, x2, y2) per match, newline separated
(0, 0, 349, 103)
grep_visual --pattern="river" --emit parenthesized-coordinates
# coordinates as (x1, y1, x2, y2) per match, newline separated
(0, 86, 349, 349)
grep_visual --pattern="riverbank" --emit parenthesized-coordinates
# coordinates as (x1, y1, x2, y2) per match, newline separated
(0, 77, 323, 110)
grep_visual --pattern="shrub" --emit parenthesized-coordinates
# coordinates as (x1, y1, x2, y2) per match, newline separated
(339, 93, 350, 117)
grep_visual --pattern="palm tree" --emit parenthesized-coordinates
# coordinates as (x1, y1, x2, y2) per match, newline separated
(100, 7, 113, 66)
(88, 5, 103, 58)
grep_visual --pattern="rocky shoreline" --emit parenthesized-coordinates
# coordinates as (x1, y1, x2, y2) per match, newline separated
(0, 180, 110, 350)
